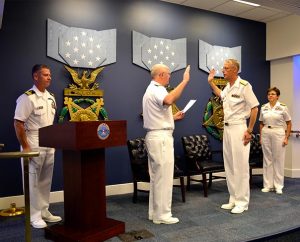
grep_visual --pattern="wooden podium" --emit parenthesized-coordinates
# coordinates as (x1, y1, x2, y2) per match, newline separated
(39, 120, 126, 242)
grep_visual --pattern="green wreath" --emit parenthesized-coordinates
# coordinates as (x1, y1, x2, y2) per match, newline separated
(202, 96, 224, 140)
(58, 98, 108, 123)
(203, 102, 220, 140)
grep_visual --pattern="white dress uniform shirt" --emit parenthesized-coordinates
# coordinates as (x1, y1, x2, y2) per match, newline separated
(14, 85, 56, 143)
(221, 77, 259, 122)
(143, 80, 174, 131)
(259, 101, 291, 127)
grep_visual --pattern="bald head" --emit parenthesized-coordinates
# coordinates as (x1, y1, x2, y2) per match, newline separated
(151, 64, 170, 78)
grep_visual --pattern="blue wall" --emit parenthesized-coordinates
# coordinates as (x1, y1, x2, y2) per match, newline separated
(0, 0, 269, 197)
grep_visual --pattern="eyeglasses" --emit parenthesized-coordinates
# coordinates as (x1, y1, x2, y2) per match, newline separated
(222, 67, 231, 71)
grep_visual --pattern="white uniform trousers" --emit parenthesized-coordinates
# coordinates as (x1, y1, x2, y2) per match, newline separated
(21, 133, 55, 222)
(145, 130, 174, 221)
(261, 127, 286, 190)
(223, 123, 250, 207)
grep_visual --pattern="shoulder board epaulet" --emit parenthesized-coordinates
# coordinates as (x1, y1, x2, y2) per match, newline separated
(25, 90, 35, 96)
(240, 79, 248, 86)
(261, 104, 266, 107)
(280, 103, 286, 106)
(49, 92, 55, 97)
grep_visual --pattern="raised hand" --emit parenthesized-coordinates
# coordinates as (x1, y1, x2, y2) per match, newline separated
(183, 65, 190, 82)
(208, 69, 216, 83)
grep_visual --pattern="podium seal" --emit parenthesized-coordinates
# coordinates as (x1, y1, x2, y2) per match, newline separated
(97, 123, 110, 140)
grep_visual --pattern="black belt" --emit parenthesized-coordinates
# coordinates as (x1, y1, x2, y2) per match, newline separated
(224, 121, 245, 126)
(267, 125, 280, 129)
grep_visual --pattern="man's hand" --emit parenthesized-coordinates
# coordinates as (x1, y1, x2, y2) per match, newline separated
(208, 69, 216, 83)
(207, 69, 221, 97)
(173, 111, 185, 121)
(183, 65, 190, 82)
(243, 131, 252, 145)
(282, 137, 288, 147)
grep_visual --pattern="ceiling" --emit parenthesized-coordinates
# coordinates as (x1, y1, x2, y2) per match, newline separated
(160, 0, 300, 23)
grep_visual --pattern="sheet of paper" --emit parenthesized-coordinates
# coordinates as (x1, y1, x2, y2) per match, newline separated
(182, 100, 196, 113)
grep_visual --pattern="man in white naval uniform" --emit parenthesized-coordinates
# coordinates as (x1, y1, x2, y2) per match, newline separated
(143, 64, 190, 224)
(207, 59, 259, 214)
(14, 64, 62, 228)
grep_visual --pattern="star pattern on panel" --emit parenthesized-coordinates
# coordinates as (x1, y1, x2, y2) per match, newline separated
(59, 28, 106, 68)
(142, 38, 178, 72)
(199, 40, 241, 77)
(47, 19, 116, 69)
(206, 46, 230, 76)
(132, 30, 186, 72)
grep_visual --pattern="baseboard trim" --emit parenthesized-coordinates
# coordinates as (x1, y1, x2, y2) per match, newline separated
(0, 183, 135, 210)
(285, 168, 300, 178)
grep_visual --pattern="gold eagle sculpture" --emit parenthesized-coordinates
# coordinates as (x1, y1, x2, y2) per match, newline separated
(64, 65, 104, 90)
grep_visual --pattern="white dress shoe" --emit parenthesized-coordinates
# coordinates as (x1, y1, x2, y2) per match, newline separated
(221, 203, 235, 210)
(261, 187, 274, 193)
(42, 210, 62, 223)
(31, 219, 47, 229)
(231, 205, 248, 214)
(276, 189, 283, 194)
(153, 217, 179, 224)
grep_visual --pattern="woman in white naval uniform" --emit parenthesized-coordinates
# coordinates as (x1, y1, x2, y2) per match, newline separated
(14, 64, 62, 229)
(259, 87, 292, 194)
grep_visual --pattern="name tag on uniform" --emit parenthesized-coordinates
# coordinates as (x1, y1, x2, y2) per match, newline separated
(231, 94, 240, 98)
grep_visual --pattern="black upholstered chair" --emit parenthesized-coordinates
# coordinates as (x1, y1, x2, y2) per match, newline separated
(127, 137, 186, 203)
(249, 133, 263, 185)
(181, 134, 225, 197)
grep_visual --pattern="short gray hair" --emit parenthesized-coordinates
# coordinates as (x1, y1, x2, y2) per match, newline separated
(225, 59, 240, 72)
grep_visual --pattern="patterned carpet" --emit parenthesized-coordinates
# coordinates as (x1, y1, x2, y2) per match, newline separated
(1, 176, 300, 242)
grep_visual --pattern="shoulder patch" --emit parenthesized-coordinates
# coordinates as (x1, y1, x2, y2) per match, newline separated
(280, 103, 286, 106)
(240, 79, 248, 86)
(49, 92, 55, 97)
(25, 90, 35, 96)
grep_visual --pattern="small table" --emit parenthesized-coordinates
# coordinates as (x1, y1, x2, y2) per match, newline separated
(0, 150, 39, 242)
